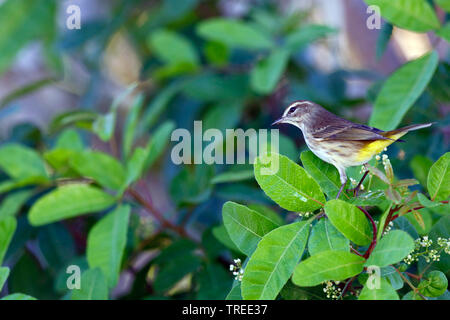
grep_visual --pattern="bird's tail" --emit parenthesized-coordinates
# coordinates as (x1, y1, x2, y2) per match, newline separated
(382, 123, 434, 141)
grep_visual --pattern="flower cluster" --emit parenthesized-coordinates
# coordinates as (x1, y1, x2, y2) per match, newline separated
(298, 211, 313, 218)
(229, 258, 244, 281)
(323, 281, 341, 299)
(403, 236, 450, 264)
(135, 216, 155, 239)
(381, 221, 394, 236)
(437, 237, 450, 255)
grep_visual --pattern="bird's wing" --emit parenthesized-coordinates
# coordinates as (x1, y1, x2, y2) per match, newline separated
(311, 124, 392, 141)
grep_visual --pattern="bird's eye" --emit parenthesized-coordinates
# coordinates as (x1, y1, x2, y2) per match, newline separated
(288, 107, 296, 115)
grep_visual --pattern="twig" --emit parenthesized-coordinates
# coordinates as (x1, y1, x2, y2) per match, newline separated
(350, 246, 364, 257)
(393, 266, 427, 300)
(339, 275, 357, 300)
(390, 200, 448, 221)
(128, 188, 192, 240)
(340, 206, 378, 298)
(352, 170, 369, 197)
(358, 206, 377, 259)
(405, 272, 421, 280)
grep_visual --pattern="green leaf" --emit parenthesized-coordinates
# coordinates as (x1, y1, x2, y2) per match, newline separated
(427, 152, 450, 201)
(138, 82, 181, 134)
(122, 95, 144, 159)
(71, 268, 108, 300)
(0, 190, 33, 219)
(202, 101, 243, 133)
(226, 282, 242, 300)
(254, 153, 325, 212)
(325, 200, 372, 246)
(153, 240, 201, 293)
(427, 216, 450, 275)
(144, 121, 175, 170)
(364, 0, 440, 32)
(8, 252, 55, 299)
(369, 51, 439, 130)
(211, 170, 254, 184)
(124, 147, 147, 187)
(93, 112, 115, 142)
(38, 224, 76, 272)
(0, 216, 16, 265)
(293, 251, 365, 287)
(148, 29, 199, 66)
(55, 129, 84, 151)
(308, 219, 349, 255)
(285, 25, 336, 51)
(170, 164, 214, 206)
(410, 155, 433, 189)
(0, 0, 56, 75)
(241, 221, 310, 300)
(436, 23, 450, 43)
(222, 201, 280, 256)
(181, 73, 249, 102)
(350, 190, 388, 207)
(1, 293, 37, 300)
(196, 263, 232, 299)
(70, 151, 126, 191)
(417, 193, 442, 208)
(404, 208, 433, 235)
(49, 110, 97, 133)
(28, 184, 116, 226)
(197, 18, 273, 50)
(250, 48, 289, 94)
(0, 143, 48, 180)
(300, 151, 341, 199)
(87, 205, 130, 288)
(248, 204, 284, 226)
(0, 77, 55, 110)
(436, 0, 450, 12)
(382, 266, 404, 290)
(359, 277, 399, 300)
(376, 22, 393, 60)
(204, 41, 230, 66)
(0, 267, 9, 291)
(212, 225, 243, 254)
(377, 203, 393, 240)
(365, 230, 415, 267)
(418, 271, 448, 297)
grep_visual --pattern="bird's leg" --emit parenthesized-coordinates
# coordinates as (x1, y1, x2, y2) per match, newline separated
(352, 170, 369, 197)
(336, 169, 347, 199)
(336, 182, 346, 199)
(345, 164, 369, 197)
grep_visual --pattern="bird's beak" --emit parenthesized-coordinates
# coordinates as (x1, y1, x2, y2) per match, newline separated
(271, 117, 285, 126)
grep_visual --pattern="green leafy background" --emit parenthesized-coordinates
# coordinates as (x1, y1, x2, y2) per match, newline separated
(0, 0, 448, 301)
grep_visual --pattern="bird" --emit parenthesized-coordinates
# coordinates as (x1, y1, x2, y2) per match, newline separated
(272, 100, 433, 199)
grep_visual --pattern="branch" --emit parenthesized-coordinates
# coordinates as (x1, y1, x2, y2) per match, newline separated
(393, 266, 427, 300)
(341, 206, 377, 299)
(128, 188, 193, 240)
(359, 206, 377, 259)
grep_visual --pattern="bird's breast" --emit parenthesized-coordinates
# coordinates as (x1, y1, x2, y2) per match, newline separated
(303, 135, 365, 168)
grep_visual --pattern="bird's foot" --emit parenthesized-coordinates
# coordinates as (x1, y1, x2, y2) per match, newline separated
(346, 187, 360, 198)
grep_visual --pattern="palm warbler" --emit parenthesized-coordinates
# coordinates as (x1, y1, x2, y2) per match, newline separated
(272, 100, 433, 198)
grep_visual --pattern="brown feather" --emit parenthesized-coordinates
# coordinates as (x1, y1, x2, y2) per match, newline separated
(309, 106, 392, 141)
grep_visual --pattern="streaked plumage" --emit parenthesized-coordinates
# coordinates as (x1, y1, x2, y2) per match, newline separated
(272, 100, 433, 198)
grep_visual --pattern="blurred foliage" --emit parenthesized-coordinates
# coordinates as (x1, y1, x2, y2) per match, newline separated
(0, 0, 449, 300)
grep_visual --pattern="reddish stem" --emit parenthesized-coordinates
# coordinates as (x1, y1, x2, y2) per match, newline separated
(389, 200, 449, 224)
(350, 246, 364, 257)
(128, 188, 191, 239)
(359, 206, 377, 259)
(341, 206, 377, 298)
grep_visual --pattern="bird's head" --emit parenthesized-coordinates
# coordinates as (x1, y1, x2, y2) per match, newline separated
(271, 100, 317, 129)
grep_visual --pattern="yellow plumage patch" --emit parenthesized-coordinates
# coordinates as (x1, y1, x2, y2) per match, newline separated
(356, 132, 406, 162)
